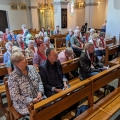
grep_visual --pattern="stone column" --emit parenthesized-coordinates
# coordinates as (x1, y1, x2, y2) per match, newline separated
(85, 0, 98, 29)
(53, 0, 69, 33)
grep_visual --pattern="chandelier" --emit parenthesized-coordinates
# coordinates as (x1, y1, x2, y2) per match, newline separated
(38, 0, 53, 10)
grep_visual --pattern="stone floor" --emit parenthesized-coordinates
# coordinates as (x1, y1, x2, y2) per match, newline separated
(0, 79, 119, 120)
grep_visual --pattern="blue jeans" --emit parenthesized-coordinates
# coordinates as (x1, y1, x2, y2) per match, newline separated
(87, 72, 99, 77)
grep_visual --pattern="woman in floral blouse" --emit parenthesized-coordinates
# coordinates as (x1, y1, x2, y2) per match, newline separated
(8, 51, 46, 115)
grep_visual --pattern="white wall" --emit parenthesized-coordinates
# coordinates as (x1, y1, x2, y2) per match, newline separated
(97, 0, 106, 28)
(0, 0, 31, 31)
(106, 0, 120, 42)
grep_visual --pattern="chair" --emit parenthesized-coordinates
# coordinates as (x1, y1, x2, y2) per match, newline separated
(4, 77, 23, 120)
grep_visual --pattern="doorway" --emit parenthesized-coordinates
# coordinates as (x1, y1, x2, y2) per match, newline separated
(0, 10, 8, 32)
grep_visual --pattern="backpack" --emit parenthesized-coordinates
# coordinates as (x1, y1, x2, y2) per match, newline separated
(75, 105, 89, 117)
(104, 85, 115, 97)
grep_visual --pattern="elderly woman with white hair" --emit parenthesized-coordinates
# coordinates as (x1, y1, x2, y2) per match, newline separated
(25, 40, 36, 58)
(89, 28, 95, 41)
(70, 30, 83, 56)
(8, 51, 46, 115)
(44, 37, 54, 49)
(14, 34, 26, 50)
(3, 42, 13, 63)
(6, 46, 21, 74)
(58, 47, 78, 80)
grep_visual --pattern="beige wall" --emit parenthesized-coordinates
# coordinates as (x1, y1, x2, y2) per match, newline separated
(106, 0, 120, 42)
(0, 0, 108, 33)
(0, 0, 31, 31)
(96, 0, 107, 28)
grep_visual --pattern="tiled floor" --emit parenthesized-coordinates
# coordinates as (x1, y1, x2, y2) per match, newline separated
(0, 79, 120, 120)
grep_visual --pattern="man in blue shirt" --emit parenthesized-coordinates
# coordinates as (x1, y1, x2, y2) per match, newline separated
(66, 29, 73, 47)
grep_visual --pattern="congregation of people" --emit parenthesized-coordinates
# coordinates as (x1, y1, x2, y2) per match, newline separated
(0, 23, 109, 119)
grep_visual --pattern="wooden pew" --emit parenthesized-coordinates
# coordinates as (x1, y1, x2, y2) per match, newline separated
(62, 58, 80, 86)
(74, 86, 120, 120)
(105, 45, 119, 66)
(106, 37, 116, 46)
(54, 37, 66, 52)
(28, 64, 120, 120)
(4, 78, 23, 120)
(0, 67, 9, 119)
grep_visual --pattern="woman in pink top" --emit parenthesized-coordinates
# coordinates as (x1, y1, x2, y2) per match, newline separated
(58, 47, 78, 80)
(58, 47, 74, 63)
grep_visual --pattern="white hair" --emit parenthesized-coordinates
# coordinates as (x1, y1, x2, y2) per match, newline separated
(5, 42, 13, 50)
(10, 51, 23, 64)
(65, 47, 73, 56)
(74, 30, 80, 35)
(12, 46, 21, 53)
(89, 28, 95, 33)
(21, 24, 27, 28)
(27, 40, 34, 45)
(85, 42, 94, 49)
(16, 34, 23, 41)
(68, 29, 73, 32)
(0, 31, 3, 36)
(44, 37, 50, 43)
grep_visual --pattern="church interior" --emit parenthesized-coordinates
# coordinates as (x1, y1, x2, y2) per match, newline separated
(0, 0, 120, 120)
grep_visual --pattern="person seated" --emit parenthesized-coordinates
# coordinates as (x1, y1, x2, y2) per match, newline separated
(58, 47, 78, 80)
(70, 30, 83, 56)
(0, 47, 2, 55)
(39, 27, 47, 37)
(0, 31, 3, 41)
(3, 42, 13, 63)
(8, 51, 46, 115)
(92, 33, 105, 57)
(46, 26, 53, 36)
(40, 48, 68, 97)
(75, 26, 82, 39)
(25, 33, 33, 45)
(79, 42, 104, 80)
(44, 37, 54, 50)
(14, 34, 26, 50)
(25, 40, 35, 58)
(33, 40, 46, 68)
(82, 31, 90, 43)
(6, 46, 21, 74)
(89, 28, 96, 42)
(7, 30, 17, 42)
(21, 24, 30, 42)
(66, 29, 73, 47)
(53, 25, 61, 35)
(98, 32, 106, 50)
(58, 47, 74, 63)
(2, 28, 10, 41)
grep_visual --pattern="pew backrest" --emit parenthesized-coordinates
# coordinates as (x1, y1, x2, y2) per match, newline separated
(28, 64, 120, 120)
(105, 45, 119, 66)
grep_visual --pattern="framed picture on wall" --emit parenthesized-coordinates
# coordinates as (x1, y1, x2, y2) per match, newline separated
(10, 3, 18, 10)
(20, 4, 27, 10)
